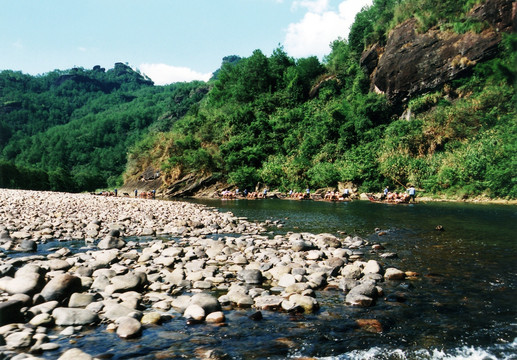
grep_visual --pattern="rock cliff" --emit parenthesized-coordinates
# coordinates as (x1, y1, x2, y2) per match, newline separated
(360, 0, 516, 107)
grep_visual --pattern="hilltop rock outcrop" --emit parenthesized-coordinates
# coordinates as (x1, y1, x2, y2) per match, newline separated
(361, 0, 515, 106)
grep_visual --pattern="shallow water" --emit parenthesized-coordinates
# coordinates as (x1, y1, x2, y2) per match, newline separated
(18, 199, 517, 359)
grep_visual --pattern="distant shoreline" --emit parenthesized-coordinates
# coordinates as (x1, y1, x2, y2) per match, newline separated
(184, 192, 517, 205)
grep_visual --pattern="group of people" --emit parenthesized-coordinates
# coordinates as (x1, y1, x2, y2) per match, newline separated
(93, 190, 118, 197)
(220, 188, 264, 199)
(134, 189, 156, 199)
(287, 189, 311, 200)
(323, 189, 350, 201)
(383, 185, 416, 203)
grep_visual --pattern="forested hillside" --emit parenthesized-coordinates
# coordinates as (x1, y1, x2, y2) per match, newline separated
(1, 0, 515, 199)
(126, 0, 516, 199)
(0, 63, 208, 191)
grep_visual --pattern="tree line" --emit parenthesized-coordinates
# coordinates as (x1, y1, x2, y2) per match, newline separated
(1, 0, 515, 199)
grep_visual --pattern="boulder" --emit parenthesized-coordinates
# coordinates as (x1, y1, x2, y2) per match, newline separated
(363, 260, 382, 274)
(288, 294, 319, 313)
(17, 239, 37, 252)
(58, 348, 95, 360)
(97, 235, 126, 250)
(52, 307, 98, 326)
(5, 331, 33, 349)
(184, 304, 205, 321)
(237, 269, 263, 284)
(205, 311, 225, 323)
(116, 316, 142, 338)
(105, 271, 147, 294)
(189, 292, 221, 314)
(40, 273, 82, 302)
(0, 265, 45, 295)
(253, 295, 284, 311)
(103, 304, 141, 322)
(0, 300, 25, 325)
(68, 293, 96, 308)
(141, 312, 162, 325)
(384, 268, 406, 280)
(345, 282, 378, 307)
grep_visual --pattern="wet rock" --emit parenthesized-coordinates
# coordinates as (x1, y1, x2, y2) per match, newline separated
(190, 293, 221, 314)
(380, 252, 398, 259)
(288, 294, 319, 313)
(363, 260, 382, 274)
(356, 319, 383, 333)
(345, 282, 378, 307)
(206, 311, 225, 324)
(18, 239, 37, 252)
(227, 288, 253, 307)
(314, 233, 341, 248)
(184, 304, 205, 321)
(58, 348, 95, 360)
(249, 311, 263, 321)
(341, 264, 362, 279)
(97, 235, 126, 250)
(116, 316, 142, 338)
(254, 295, 284, 311)
(384, 268, 406, 280)
(141, 312, 162, 325)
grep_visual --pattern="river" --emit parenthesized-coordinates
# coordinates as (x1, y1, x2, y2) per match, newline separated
(37, 199, 517, 359)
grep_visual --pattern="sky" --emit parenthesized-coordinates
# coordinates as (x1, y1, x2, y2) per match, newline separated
(0, 0, 372, 85)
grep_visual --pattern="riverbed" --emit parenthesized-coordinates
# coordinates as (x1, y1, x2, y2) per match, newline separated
(2, 194, 516, 359)
(186, 198, 517, 359)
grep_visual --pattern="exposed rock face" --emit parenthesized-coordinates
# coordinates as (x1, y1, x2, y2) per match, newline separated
(361, 0, 515, 106)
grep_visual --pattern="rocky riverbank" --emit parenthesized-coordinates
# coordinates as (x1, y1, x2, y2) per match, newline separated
(0, 189, 412, 359)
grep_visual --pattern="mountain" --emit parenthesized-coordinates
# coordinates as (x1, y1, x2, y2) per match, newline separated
(123, 0, 515, 200)
(0, 64, 208, 191)
(1, 0, 515, 200)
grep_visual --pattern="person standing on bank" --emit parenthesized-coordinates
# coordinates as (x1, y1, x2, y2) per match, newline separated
(407, 185, 416, 202)
(383, 186, 389, 199)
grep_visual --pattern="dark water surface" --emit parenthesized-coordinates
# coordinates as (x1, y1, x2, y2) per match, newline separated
(43, 199, 517, 359)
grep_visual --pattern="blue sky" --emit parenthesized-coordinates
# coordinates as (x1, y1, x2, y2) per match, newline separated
(0, 0, 372, 85)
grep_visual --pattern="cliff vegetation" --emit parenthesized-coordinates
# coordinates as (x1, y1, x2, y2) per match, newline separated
(0, 0, 515, 200)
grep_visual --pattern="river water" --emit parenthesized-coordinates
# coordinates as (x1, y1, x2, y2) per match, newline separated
(38, 199, 517, 359)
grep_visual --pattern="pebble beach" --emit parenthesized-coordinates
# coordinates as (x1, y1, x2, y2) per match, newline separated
(0, 188, 410, 359)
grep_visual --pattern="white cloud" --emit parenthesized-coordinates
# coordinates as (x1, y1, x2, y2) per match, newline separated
(139, 63, 212, 85)
(284, 0, 372, 58)
(292, 0, 330, 13)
